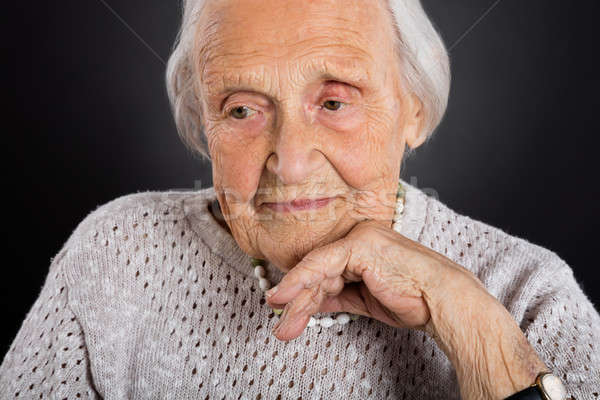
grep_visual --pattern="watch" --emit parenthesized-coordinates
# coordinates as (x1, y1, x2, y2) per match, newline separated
(504, 372, 567, 400)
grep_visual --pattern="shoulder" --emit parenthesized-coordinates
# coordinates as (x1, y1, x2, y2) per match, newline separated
(414, 187, 573, 309)
(53, 188, 218, 275)
(49, 187, 243, 320)
(422, 188, 566, 265)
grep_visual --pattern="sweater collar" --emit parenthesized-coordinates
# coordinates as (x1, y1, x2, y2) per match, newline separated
(183, 178, 429, 284)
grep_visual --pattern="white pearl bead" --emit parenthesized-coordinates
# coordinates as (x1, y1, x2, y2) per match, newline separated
(320, 317, 335, 328)
(336, 313, 350, 325)
(307, 317, 317, 327)
(258, 277, 271, 290)
(254, 265, 265, 278)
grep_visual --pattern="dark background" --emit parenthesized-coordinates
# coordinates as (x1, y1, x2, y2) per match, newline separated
(3, 1, 599, 355)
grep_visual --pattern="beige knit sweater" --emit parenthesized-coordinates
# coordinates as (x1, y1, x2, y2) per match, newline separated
(1, 179, 599, 399)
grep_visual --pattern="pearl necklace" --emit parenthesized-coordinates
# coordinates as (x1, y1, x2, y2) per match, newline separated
(250, 180, 406, 328)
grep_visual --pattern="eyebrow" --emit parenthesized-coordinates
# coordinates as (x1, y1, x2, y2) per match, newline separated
(308, 57, 372, 86)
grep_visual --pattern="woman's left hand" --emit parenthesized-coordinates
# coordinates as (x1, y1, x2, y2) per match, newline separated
(264, 218, 462, 340)
(264, 219, 549, 400)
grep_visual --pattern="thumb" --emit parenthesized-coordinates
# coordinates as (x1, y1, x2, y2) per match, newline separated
(321, 281, 430, 329)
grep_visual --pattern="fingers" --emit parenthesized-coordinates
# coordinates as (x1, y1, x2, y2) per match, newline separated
(265, 239, 351, 306)
(267, 276, 345, 311)
(267, 241, 354, 342)
(321, 282, 429, 329)
(319, 282, 369, 315)
(269, 282, 371, 324)
(271, 285, 326, 341)
(270, 276, 349, 341)
(321, 281, 402, 327)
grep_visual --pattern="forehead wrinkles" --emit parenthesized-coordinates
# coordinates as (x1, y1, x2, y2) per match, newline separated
(286, 41, 375, 79)
(201, 55, 377, 105)
(193, 0, 399, 104)
(198, 37, 378, 100)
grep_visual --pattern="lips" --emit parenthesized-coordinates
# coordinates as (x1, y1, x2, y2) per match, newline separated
(260, 197, 336, 212)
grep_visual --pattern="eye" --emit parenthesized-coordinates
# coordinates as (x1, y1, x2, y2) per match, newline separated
(228, 105, 257, 120)
(322, 100, 344, 111)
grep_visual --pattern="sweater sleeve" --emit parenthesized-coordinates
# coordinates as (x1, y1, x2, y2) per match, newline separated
(0, 256, 101, 399)
(523, 261, 600, 399)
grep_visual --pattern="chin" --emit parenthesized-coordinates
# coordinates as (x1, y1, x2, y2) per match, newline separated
(228, 199, 357, 269)
(253, 213, 357, 271)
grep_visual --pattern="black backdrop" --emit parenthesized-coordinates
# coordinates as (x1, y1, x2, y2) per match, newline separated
(3, 1, 599, 354)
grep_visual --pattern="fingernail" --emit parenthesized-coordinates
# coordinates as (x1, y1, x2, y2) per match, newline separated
(265, 284, 279, 298)
(272, 305, 289, 335)
(272, 320, 281, 335)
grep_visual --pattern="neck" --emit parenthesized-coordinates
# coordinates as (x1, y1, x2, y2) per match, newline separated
(208, 199, 232, 235)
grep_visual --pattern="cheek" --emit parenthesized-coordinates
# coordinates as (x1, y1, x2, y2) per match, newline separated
(321, 106, 400, 190)
(207, 124, 270, 204)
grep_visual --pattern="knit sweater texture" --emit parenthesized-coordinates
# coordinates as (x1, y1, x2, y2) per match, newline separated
(1, 178, 599, 399)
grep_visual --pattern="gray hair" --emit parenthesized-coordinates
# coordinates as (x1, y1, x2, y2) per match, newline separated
(166, 0, 450, 161)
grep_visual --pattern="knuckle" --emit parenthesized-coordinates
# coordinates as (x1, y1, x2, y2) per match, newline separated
(301, 286, 322, 312)
(296, 262, 324, 287)
(322, 278, 345, 296)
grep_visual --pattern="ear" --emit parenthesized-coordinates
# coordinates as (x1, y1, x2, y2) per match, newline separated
(402, 93, 426, 150)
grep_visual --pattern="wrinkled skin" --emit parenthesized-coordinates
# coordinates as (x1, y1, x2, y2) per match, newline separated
(195, 0, 424, 271)
(193, 1, 549, 399)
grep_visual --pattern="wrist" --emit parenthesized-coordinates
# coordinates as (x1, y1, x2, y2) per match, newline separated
(422, 264, 549, 400)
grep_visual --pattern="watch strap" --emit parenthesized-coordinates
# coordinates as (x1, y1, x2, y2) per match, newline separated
(504, 386, 544, 400)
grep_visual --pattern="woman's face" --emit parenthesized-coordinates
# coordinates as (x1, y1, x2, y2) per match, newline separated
(195, 0, 424, 271)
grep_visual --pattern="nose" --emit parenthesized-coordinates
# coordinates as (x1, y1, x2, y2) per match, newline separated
(265, 116, 326, 186)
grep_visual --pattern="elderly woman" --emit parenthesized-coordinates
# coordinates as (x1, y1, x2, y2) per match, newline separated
(2, 0, 599, 398)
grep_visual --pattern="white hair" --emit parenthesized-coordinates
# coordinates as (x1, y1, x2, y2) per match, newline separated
(166, 0, 450, 161)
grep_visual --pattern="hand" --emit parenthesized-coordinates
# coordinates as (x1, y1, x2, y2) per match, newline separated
(265, 218, 453, 341)
(264, 219, 549, 400)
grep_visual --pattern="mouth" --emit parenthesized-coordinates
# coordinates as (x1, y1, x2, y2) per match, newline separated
(258, 196, 337, 212)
